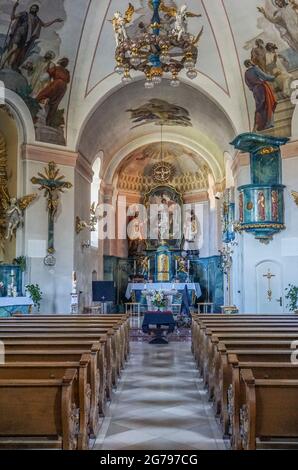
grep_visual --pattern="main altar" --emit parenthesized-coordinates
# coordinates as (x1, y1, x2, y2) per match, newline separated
(104, 185, 224, 313)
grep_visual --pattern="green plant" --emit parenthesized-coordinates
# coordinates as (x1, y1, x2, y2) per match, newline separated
(25, 284, 42, 312)
(13, 256, 26, 272)
(285, 284, 298, 312)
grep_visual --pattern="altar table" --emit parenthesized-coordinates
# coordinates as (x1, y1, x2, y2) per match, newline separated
(0, 297, 33, 317)
(125, 282, 202, 300)
(142, 311, 176, 344)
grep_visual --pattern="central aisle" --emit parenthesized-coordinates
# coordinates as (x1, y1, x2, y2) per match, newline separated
(95, 342, 226, 450)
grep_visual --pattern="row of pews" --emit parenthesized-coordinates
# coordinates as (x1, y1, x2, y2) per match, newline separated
(0, 314, 130, 450)
(191, 314, 298, 450)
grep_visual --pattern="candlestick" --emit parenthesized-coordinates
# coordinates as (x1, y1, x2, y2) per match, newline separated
(133, 260, 137, 276)
(72, 271, 77, 294)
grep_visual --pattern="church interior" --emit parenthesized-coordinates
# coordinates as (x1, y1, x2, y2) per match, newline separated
(0, 0, 298, 453)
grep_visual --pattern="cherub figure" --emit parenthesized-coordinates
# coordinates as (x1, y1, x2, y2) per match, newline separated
(5, 198, 22, 241)
(161, 3, 201, 41)
(111, 3, 135, 47)
(0, 187, 37, 241)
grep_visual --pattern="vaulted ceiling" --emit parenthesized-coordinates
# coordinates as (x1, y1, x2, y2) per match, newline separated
(1, 0, 297, 176)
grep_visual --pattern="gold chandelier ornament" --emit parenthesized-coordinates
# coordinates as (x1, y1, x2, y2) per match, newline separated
(152, 161, 176, 183)
(111, 1, 203, 88)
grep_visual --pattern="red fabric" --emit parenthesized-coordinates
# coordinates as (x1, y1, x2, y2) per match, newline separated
(263, 81, 277, 122)
(37, 66, 70, 103)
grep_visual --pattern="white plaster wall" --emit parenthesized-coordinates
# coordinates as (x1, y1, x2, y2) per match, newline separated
(232, 155, 298, 314)
(23, 161, 75, 314)
(74, 170, 100, 309)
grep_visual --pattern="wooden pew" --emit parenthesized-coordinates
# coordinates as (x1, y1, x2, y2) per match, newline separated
(1, 315, 130, 364)
(0, 359, 91, 449)
(227, 356, 298, 449)
(2, 349, 104, 438)
(216, 348, 293, 436)
(201, 327, 298, 383)
(209, 337, 296, 398)
(0, 321, 127, 379)
(192, 317, 298, 368)
(11, 314, 130, 358)
(1, 339, 107, 414)
(191, 314, 298, 358)
(0, 329, 118, 393)
(0, 369, 79, 449)
(239, 368, 298, 449)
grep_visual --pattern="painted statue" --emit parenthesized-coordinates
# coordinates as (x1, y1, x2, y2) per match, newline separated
(182, 209, 200, 252)
(36, 57, 70, 127)
(265, 43, 293, 99)
(127, 211, 146, 256)
(271, 190, 279, 221)
(160, 3, 201, 42)
(0, 2, 63, 70)
(251, 39, 267, 72)
(244, 60, 277, 132)
(258, 0, 298, 52)
(0, 188, 37, 241)
(111, 3, 135, 47)
(258, 191, 266, 221)
(27, 50, 56, 98)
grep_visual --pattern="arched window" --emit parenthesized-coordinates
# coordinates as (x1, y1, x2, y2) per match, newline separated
(91, 152, 103, 247)
(224, 151, 235, 189)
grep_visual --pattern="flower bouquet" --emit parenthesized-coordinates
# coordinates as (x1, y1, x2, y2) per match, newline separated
(152, 290, 168, 310)
(0, 281, 5, 297)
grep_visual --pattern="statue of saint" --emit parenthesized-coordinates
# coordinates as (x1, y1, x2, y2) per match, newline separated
(258, 191, 266, 221)
(271, 190, 279, 221)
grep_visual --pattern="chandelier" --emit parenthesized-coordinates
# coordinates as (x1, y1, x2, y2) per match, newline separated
(112, 1, 203, 88)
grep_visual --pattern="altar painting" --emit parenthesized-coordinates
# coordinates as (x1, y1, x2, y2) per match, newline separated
(143, 185, 183, 251)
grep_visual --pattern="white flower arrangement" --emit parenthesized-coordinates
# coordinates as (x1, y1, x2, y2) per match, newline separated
(152, 290, 168, 309)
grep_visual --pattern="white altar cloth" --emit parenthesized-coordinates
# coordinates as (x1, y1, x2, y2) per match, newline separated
(125, 282, 202, 300)
(0, 297, 33, 307)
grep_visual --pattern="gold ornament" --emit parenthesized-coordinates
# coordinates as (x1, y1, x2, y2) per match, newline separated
(151, 161, 176, 183)
(291, 191, 298, 206)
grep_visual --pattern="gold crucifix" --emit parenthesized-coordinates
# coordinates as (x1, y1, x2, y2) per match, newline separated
(263, 269, 275, 302)
(31, 161, 72, 266)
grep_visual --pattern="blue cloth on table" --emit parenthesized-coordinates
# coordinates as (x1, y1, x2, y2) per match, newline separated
(180, 285, 190, 316)
(142, 312, 175, 334)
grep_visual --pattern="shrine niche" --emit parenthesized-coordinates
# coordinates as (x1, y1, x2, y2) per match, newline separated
(143, 185, 183, 251)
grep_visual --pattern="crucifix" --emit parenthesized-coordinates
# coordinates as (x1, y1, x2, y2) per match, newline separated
(31, 161, 73, 266)
(263, 269, 275, 302)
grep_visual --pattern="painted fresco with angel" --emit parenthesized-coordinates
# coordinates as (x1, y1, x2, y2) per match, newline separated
(0, 187, 37, 241)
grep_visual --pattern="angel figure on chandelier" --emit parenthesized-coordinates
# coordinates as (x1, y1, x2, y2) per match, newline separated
(111, 3, 135, 47)
(160, 3, 202, 41)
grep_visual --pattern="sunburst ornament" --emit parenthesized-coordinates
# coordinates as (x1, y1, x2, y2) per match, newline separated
(151, 161, 176, 183)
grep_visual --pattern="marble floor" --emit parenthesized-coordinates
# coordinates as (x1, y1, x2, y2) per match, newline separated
(94, 342, 226, 451)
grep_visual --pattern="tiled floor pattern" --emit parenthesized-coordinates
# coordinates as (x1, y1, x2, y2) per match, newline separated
(94, 342, 226, 450)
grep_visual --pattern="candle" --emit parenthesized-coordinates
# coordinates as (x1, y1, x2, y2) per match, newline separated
(134, 260, 136, 275)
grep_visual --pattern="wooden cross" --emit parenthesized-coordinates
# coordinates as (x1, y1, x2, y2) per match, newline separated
(31, 161, 72, 266)
(263, 269, 275, 302)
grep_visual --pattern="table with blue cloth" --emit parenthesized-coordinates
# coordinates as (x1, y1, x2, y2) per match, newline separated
(142, 311, 175, 344)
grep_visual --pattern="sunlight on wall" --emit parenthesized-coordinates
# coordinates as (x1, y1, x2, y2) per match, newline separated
(91, 152, 102, 247)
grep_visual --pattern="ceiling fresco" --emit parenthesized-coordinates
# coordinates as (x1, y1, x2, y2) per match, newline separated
(127, 99, 192, 128)
(0, 0, 296, 149)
